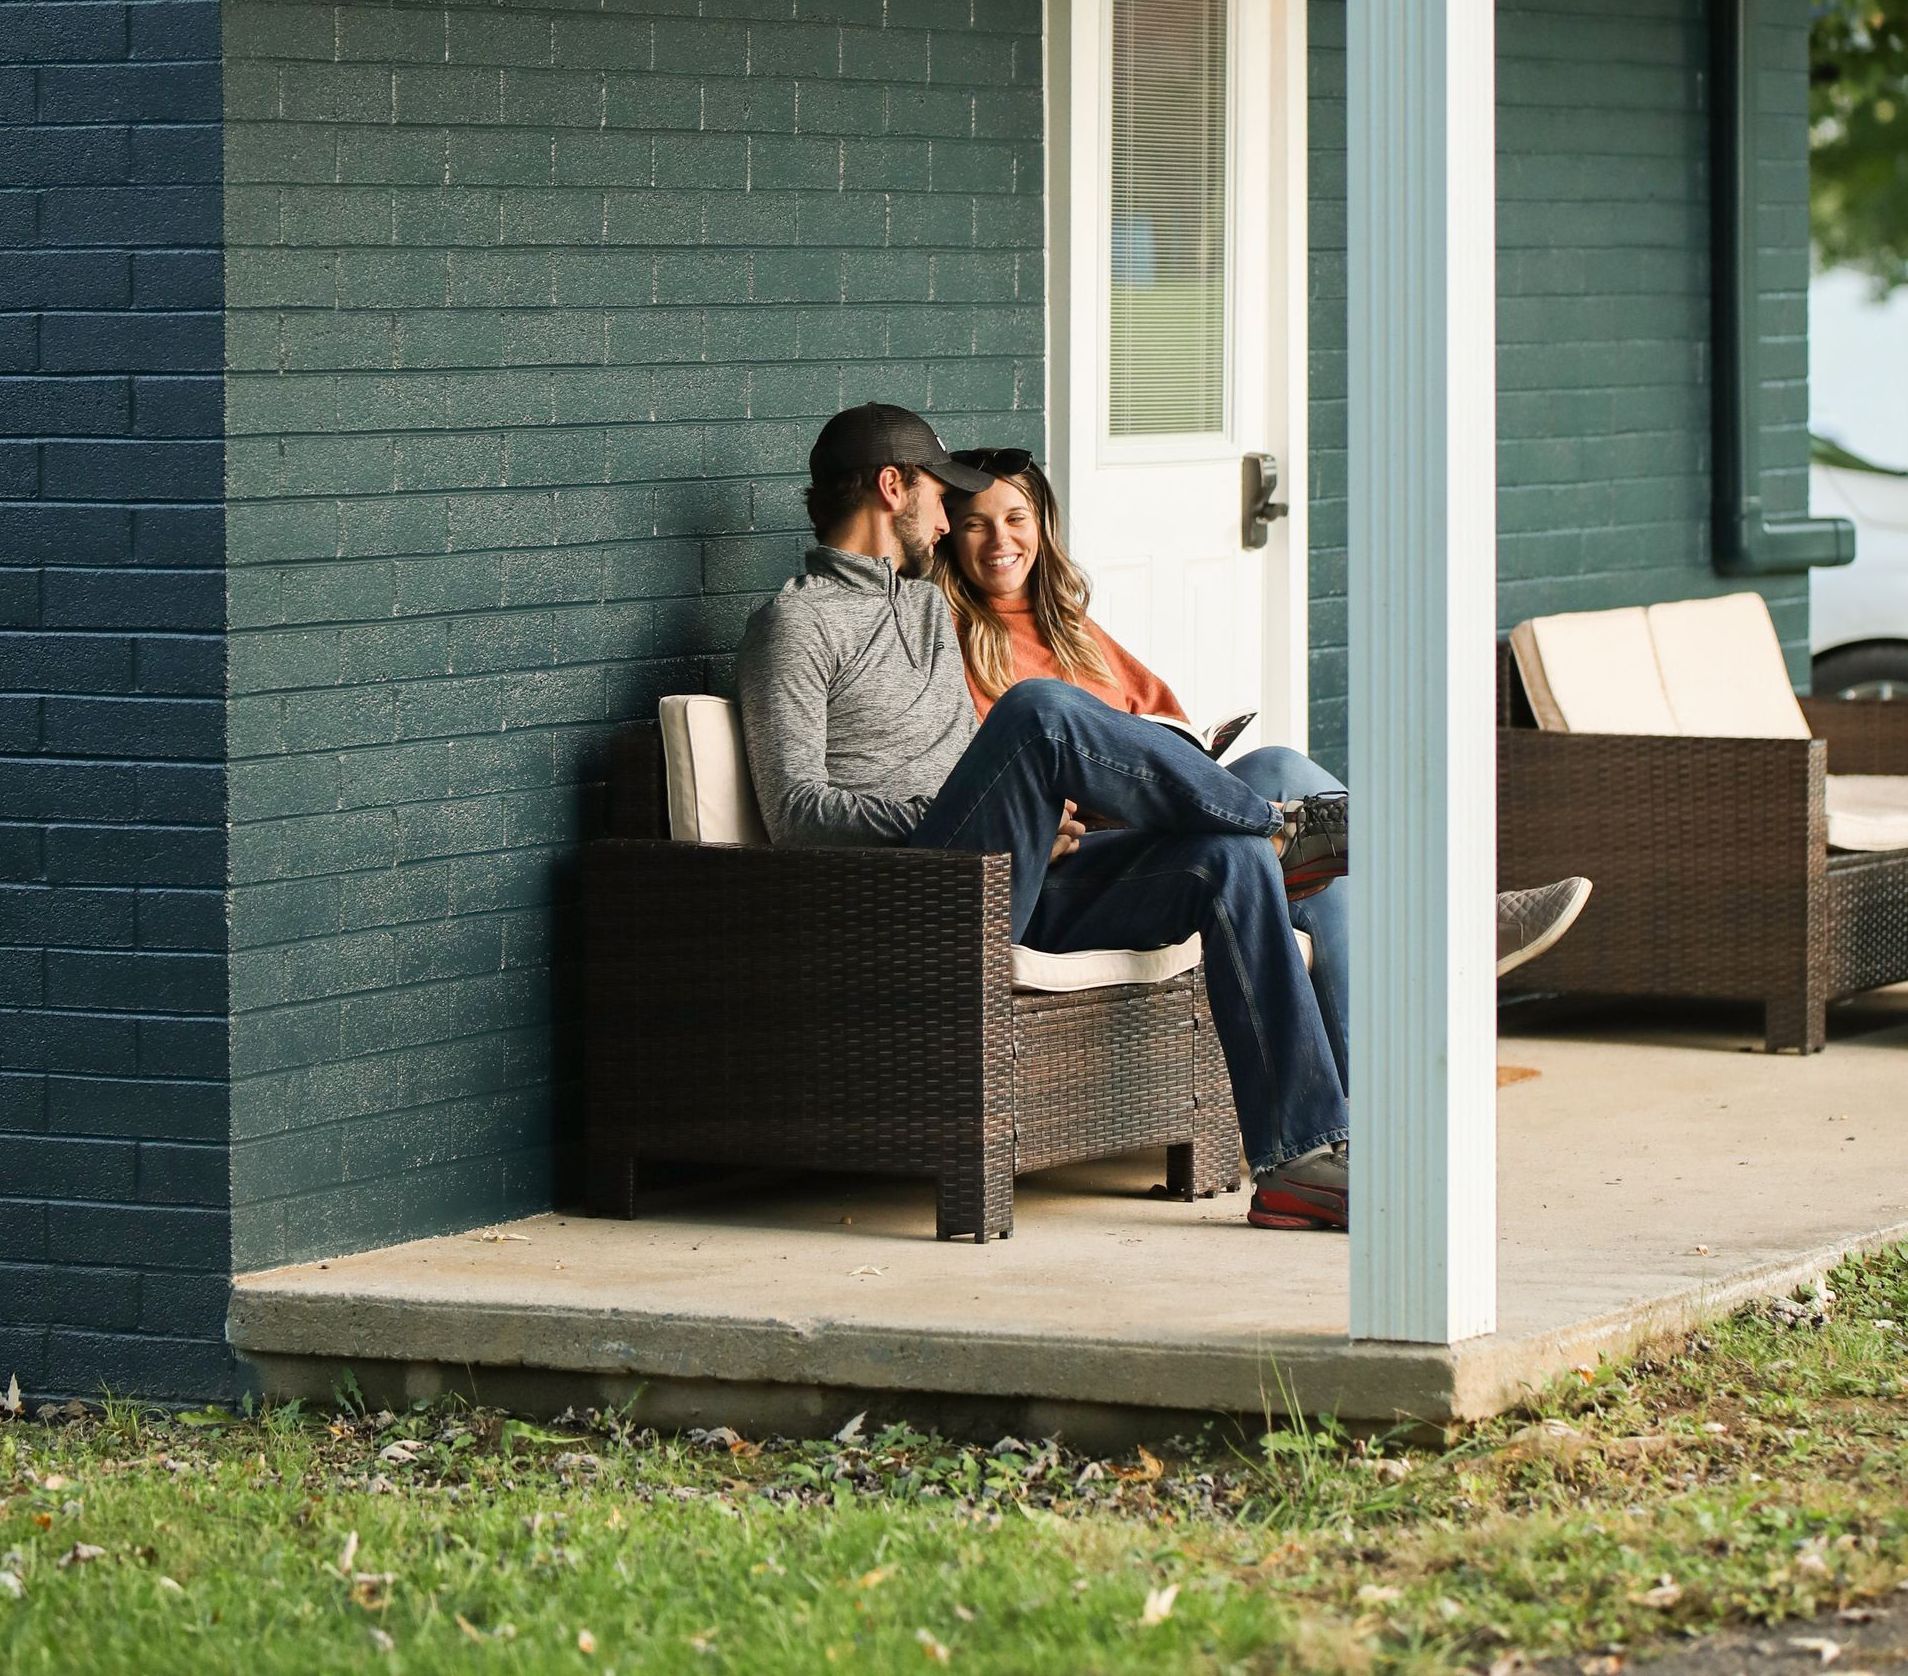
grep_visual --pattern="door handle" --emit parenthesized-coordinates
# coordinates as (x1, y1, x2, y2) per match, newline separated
(1243, 452, 1289, 549)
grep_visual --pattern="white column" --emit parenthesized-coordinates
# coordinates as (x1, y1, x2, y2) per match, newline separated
(1346, 0, 1499, 1343)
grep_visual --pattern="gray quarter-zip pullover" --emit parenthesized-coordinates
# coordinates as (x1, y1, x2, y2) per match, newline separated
(736, 545, 978, 847)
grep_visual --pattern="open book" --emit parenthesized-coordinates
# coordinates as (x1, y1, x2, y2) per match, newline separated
(1144, 711, 1256, 760)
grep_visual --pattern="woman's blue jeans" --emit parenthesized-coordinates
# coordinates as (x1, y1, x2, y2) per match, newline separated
(907, 680, 1347, 1173)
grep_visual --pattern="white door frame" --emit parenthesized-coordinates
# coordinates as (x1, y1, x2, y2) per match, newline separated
(1044, 0, 1311, 752)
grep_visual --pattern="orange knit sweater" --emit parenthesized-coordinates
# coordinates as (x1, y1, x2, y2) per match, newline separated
(960, 598, 1188, 723)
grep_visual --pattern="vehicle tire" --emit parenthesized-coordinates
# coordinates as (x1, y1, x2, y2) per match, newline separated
(1812, 642, 1908, 701)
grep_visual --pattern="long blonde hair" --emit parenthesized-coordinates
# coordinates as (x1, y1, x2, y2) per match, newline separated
(930, 460, 1112, 702)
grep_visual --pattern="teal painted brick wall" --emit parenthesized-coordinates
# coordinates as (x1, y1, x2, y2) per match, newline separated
(221, 0, 1044, 1268)
(1306, 0, 1813, 777)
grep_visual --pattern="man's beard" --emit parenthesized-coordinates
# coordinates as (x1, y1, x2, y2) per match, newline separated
(894, 488, 936, 576)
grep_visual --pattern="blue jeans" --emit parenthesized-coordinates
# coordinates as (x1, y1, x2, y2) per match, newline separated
(908, 680, 1347, 1172)
(1225, 747, 1350, 1095)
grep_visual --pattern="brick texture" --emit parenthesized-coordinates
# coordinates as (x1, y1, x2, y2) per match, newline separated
(222, 0, 1044, 1268)
(1305, 0, 1813, 778)
(0, 0, 230, 1401)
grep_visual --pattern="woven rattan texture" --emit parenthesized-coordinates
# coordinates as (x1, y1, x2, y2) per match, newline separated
(1496, 647, 1908, 1052)
(585, 723, 1242, 1240)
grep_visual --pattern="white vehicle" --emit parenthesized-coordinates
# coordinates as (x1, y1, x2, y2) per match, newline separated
(1809, 266, 1908, 699)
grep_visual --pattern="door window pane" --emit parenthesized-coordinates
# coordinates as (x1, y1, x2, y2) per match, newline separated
(1108, 0, 1228, 437)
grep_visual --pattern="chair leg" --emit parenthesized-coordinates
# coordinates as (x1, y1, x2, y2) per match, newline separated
(1165, 1125, 1237, 1200)
(935, 1153, 1013, 1242)
(586, 1149, 639, 1217)
(1764, 993, 1827, 1054)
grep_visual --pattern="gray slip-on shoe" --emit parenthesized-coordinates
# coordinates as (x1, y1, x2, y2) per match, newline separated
(1496, 876, 1593, 977)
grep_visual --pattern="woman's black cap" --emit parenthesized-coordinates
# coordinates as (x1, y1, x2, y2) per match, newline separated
(808, 402, 993, 492)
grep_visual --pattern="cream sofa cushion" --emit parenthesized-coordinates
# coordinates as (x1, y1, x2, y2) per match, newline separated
(1010, 928, 1313, 994)
(658, 694, 769, 846)
(1509, 607, 1679, 735)
(1645, 593, 1811, 740)
(1826, 776, 1908, 852)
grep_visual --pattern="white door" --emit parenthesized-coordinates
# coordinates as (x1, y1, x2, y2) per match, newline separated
(1049, 0, 1308, 752)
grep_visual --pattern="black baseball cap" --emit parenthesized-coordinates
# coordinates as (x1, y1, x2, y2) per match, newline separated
(808, 402, 992, 493)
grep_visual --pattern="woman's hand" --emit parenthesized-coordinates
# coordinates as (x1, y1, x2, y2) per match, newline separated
(1050, 798, 1086, 863)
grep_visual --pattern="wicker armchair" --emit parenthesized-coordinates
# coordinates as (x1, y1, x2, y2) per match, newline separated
(1497, 641, 1908, 1052)
(583, 722, 1243, 1241)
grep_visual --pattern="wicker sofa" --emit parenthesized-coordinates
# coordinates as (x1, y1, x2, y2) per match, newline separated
(582, 699, 1296, 1241)
(1497, 593, 1908, 1052)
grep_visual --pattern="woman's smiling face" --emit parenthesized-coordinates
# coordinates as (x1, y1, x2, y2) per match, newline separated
(950, 478, 1039, 606)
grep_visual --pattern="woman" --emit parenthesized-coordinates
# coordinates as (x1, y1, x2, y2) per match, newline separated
(928, 448, 1352, 1101)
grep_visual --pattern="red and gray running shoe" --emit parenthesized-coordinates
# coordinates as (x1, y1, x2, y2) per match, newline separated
(1275, 792, 1349, 897)
(1247, 1140, 1349, 1231)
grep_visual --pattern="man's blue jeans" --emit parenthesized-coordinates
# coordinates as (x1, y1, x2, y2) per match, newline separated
(908, 680, 1347, 1174)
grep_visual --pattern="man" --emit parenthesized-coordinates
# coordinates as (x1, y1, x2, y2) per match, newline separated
(737, 403, 1589, 1232)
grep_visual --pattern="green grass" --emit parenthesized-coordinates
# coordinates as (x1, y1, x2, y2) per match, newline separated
(5, 1247, 1908, 1674)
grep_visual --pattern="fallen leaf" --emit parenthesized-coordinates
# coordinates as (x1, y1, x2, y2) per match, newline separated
(157, 1576, 183, 1595)
(1139, 1583, 1179, 1627)
(58, 1544, 105, 1568)
(915, 1627, 952, 1663)
(1503, 1419, 1587, 1465)
(455, 1614, 486, 1643)
(1577, 1657, 1625, 1675)
(1113, 1446, 1166, 1483)
(337, 1530, 360, 1576)
(349, 1572, 395, 1609)
(848, 1265, 887, 1278)
(1, 1375, 19, 1419)
(577, 1628, 597, 1655)
(470, 1230, 531, 1243)
(1604, 1434, 1674, 1462)
(953, 1605, 976, 1623)
(856, 1566, 895, 1591)
(1788, 1638, 1842, 1665)
(1357, 1584, 1404, 1604)
(40, 1475, 71, 1493)
(1631, 1580, 1682, 1609)
(377, 1442, 419, 1465)
(687, 1628, 718, 1655)
(834, 1411, 867, 1445)
(0, 1571, 22, 1601)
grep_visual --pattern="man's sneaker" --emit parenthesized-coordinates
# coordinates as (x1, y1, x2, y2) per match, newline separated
(1496, 877, 1593, 977)
(1275, 792, 1349, 896)
(1248, 1141, 1349, 1231)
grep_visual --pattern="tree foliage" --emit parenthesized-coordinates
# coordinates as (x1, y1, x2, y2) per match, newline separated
(1812, 1, 1908, 292)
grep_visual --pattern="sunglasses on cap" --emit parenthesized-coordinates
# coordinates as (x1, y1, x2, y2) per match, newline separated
(949, 447, 1035, 476)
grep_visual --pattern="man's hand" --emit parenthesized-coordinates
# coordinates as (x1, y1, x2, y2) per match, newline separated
(1050, 798, 1086, 863)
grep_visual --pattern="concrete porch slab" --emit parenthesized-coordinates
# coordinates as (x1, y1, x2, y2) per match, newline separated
(230, 993, 1908, 1439)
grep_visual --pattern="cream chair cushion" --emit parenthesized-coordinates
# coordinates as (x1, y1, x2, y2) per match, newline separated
(1509, 607, 1679, 735)
(658, 694, 769, 846)
(655, 694, 1320, 985)
(1010, 928, 1313, 994)
(1645, 593, 1811, 740)
(1509, 595, 1908, 853)
(1826, 776, 1908, 852)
